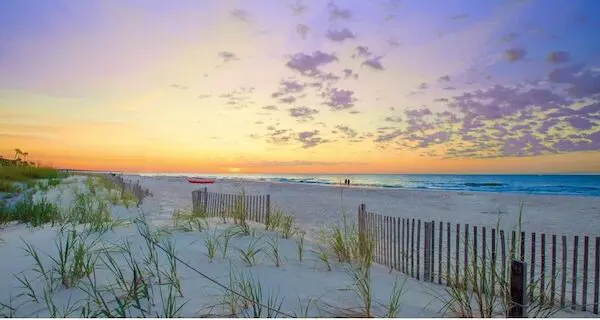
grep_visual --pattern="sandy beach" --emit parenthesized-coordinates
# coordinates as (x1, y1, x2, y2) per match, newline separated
(133, 175, 600, 239)
(0, 174, 598, 318)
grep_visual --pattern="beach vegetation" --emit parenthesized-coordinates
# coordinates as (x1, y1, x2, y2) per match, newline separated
(173, 208, 208, 232)
(220, 227, 238, 258)
(232, 190, 248, 226)
(0, 180, 19, 193)
(234, 270, 284, 318)
(266, 207, 284, 230)
(62, 191, 128, 234)
(238, 237, 263, 266)
(383, 276, 407, 317)
(219, 263, 240, 316)
(0, 165, 60, 182)
(0, 195, 60, 228)
(318, 212, 374, 268)
(342, 262, 373, 317)
(22, 229, 100, 291)
(315, 246, 332, 271)
(161, 238, 183, 297)
(204, 229, 220, 262)
(266, 207, 297, 238)
(279, 214, 296, 239)
(437, 203, 562, 318)
(265, 236, 284, 267)
(293, 297, 316, 317)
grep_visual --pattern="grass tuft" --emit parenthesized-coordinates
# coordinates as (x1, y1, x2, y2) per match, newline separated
(173, 208, 208, 232)
(265, 236, 284, 267)
(204, 229, 220, 262)
(0, 195, 60, 228)
(238, 237, 263, 267)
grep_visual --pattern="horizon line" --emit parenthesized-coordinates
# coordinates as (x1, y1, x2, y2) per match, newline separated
(62, 169, 600, 176)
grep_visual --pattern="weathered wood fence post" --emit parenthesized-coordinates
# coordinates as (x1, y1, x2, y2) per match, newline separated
(509, 260, 528, 318)
(203, 187, 208, 214)
(424, 222, 431, 282)
(265, 194, 271, 229)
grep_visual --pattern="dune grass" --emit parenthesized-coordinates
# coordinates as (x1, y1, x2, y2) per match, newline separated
(173, 208, 208, 232)
(0, 166, 60, 182)
(0, 195, 60, 228)
(0, 180, 20, 193)
(0, 175, 134, 231)
(435, 203, 563, 318)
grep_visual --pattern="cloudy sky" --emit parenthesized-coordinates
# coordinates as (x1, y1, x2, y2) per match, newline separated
(1, 0, 599, 173)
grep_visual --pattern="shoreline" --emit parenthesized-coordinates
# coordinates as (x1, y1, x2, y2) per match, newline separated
(125, 174, 600, 238)
(126, 173, 600, 199)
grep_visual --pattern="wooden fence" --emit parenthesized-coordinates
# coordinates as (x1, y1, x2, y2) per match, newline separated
(191, 188, 271, 225)
(103, 174, 152, 205)
(357, 204, 600, 315)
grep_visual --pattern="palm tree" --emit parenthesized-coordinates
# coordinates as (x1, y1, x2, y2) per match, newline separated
(14, 148, 22, 160)
(22, 152, 29, 164)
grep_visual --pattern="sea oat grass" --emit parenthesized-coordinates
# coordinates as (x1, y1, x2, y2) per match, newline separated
(238, 237, 263, 267)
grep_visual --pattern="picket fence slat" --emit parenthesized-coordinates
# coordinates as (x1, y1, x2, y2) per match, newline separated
(583, 236, 589, 312)
(573, 236, 579, 310)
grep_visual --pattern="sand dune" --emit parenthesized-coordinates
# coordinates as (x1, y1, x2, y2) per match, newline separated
(0, 175, 597, 318)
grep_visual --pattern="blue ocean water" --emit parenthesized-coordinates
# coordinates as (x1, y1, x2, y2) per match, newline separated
(138, 173, 600, 197)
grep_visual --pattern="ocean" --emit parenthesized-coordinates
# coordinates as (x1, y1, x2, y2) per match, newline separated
(136, 173, 600, 197)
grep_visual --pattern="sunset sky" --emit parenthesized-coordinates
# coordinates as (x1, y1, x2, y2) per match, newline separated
(1, 0, 599, 174)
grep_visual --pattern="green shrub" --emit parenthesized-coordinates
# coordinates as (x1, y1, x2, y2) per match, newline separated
(0, 166, 59, 181)
(0, 180, 19, 193)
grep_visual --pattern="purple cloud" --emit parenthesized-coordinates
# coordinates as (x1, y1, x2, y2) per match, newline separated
(279, 96, 297, 104)
(334, 125, 358, 138)
(384, 116, 402, 123)
(538, 119, 560, 134)
(288, 106, 319, 121)
(296, 24, 310, 39)
(353, 46, 372, 58)
(343, 68, 354, 78)
(566, 116, 594, 130)
(280, 80, 305, 93)
(375, 129, 403, 142)
(450, 85, 569, 120)
(286, 51, 338, 76)
(405, 108, 432, 117)
(548, 64, 600, 99)
(218, 51, 238, 62)
(362, 56, 384, 70)
(328, 4, 352, 21)
(297, 130, 329, 148)
(325, 28, 356, 42)
(503, 48, 527, 62)
(325, 88, 357, 110)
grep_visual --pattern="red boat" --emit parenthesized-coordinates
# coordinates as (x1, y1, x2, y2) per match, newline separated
(187, 177, 216, 184)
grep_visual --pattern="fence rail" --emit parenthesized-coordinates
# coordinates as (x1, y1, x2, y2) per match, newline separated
(191, 188, 271, 226)
(102, 174, 152, 205)
(357, 204, 600, 315)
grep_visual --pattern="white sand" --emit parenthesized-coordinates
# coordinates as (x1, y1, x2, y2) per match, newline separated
(133, 175, 600, 238)
(0, 175, 596, 317)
